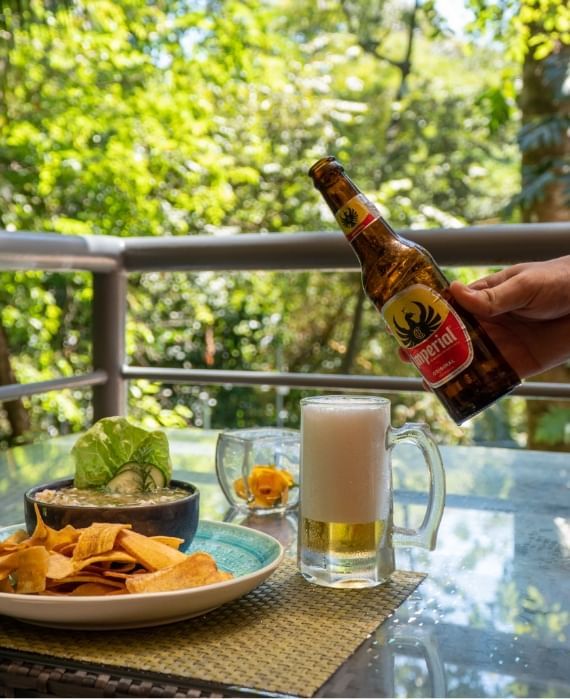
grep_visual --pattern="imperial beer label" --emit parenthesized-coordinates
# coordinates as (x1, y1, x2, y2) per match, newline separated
(335, 194, 379, 242)
(382, 284, 474, 388)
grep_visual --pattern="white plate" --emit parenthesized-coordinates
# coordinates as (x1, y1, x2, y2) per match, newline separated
(0, 520, 284, 630)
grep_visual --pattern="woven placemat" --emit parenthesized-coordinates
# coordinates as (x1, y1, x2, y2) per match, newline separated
(0, 558, 424, 697)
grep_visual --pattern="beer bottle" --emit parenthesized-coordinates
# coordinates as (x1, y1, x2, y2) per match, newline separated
(308, 156, 520, 424)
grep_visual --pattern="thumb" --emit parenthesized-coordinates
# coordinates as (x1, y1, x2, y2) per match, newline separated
(449, 279, 525, 318)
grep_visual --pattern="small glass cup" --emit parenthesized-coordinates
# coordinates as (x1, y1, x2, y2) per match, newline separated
(215, 427, 300, 514)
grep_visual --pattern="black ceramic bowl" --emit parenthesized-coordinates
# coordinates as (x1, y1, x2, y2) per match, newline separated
(24, 478, 200, 547)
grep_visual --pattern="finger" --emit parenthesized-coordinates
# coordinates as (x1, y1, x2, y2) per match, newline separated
(449, 279, 533, 318)
(449, 281, 494, 316)
(466, 264, 527, 292)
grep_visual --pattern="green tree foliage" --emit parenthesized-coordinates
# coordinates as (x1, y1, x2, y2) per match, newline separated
(0, 0, 561, 447)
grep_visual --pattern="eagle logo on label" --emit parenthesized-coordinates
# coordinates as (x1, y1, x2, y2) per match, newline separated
(382, 284, 474, 388)
(339, 207, 359, 229)
(392, 302, 442, 348)
(335, 195, 379, 241)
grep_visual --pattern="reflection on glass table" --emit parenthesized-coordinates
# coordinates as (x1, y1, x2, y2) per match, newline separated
(0, 429, 569, 698)
(325, 443, 570, 698)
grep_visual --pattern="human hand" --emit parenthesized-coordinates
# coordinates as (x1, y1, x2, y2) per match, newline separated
(449, 256, 570, 321)
(449, 256, 570, 378)
(397, 256, 570, 380)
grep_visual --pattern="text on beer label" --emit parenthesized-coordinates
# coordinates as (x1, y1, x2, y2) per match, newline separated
(335, 194, 379, 242)
(382, 284, 474, 388)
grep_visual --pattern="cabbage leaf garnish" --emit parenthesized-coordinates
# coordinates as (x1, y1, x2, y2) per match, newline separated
(72, 417, 172, 491)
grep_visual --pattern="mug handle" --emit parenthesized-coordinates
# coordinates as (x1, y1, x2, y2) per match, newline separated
(387, 422, 446, 550)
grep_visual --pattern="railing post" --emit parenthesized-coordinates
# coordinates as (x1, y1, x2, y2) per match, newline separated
(92, 270, 127, 419)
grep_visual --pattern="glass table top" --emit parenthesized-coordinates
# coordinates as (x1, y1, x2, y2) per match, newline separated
(0, 428, 569, 698)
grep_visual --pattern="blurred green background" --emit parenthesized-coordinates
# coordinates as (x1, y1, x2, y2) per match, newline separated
(0, 0, 568, 450)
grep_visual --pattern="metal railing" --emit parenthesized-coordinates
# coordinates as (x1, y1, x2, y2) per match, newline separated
(1, 223, 570, 420)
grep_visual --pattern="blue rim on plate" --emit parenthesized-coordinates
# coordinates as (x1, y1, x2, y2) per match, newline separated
(187, 520, 282, 576)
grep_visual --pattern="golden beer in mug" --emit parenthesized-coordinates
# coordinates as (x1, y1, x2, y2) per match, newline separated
(300, 518, 386, 555)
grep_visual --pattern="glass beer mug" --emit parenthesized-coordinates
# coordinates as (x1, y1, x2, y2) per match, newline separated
(298, 395, 445, 588)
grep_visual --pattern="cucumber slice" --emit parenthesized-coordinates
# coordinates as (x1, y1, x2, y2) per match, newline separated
(143, 465, 166, 490)
(106, 462, 166, 493)
(106, 467, 141, 494)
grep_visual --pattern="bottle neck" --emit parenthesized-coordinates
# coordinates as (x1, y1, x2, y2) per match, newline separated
(314, 172, 361, 214)
(309, 157, 400, 248)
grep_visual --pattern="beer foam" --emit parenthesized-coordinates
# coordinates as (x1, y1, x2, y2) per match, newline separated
(300, 400, 391, 523)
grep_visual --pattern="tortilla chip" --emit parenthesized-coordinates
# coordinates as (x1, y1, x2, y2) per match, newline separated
(0, 529, 28, 551)
(29, 504, 49, 543)
(0, 508, 231, 596)
(101, 569, 137, 580)
(73, 523, 130, 562)
(54, 543, 78, 557)
(0, 551, 20, 578)
(117, 529, 186, 571)
(46, 551, 75, 580)
(72, 550, 137, 572)
(47, 574, 124, 589)
(28, 507, 81, 553)
(150, 535, 184, 550)
(99, 561, 137, 577)
(69, 582, 126, 596)
(125, 552, 232, 594)
(14, 546, 49, 594)
(46, 525, 81, 552)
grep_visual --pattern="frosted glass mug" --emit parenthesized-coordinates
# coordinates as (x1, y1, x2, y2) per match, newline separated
(298, 395, 445, 588)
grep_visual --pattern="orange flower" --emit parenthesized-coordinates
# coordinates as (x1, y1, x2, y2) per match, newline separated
(234, 465, 295, 508)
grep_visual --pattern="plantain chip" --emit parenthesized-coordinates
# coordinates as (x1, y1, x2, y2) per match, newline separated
(46, 551, 75, 580)
(0, 529, 28, 553)
(47, 574, 125, 590)
(125, 551, 232, 594)
(68, 582, 126, 596)
(0, 551, 19, 579)
(0, 508, 234, 596)
(72, 523, 131, 562)
(14, 546, 50, 594)
(117, 529, 186, 571)
(28, 505, 81, 552)
(72, 550, 137, 572)
(149, 535, 184, 549)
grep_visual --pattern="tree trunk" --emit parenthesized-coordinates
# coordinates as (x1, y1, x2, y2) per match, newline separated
(0, 319, 31, 444)
(519, 35, 570, 450)
(520, 38, 570, 222)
